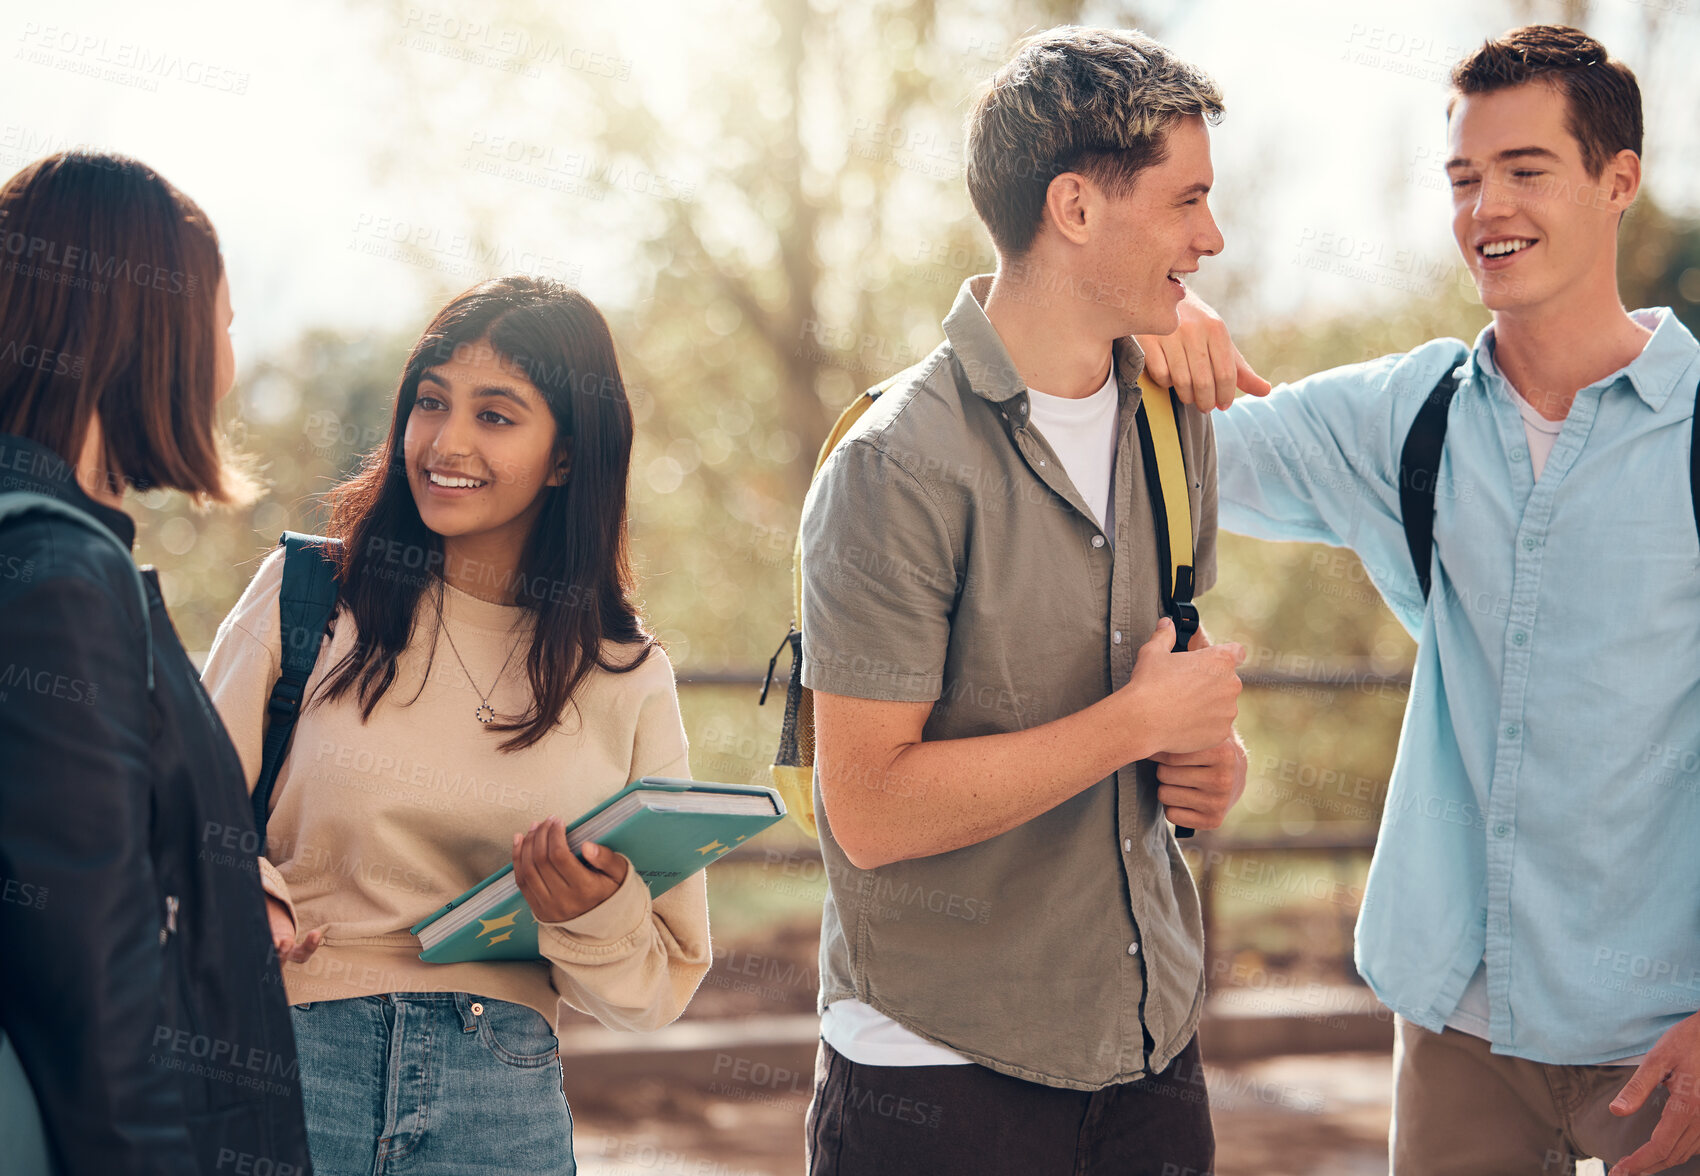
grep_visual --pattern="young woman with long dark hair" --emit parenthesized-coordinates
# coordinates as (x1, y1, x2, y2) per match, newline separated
(0, 151, 312, 1174)
(200, 276, 710, 1174)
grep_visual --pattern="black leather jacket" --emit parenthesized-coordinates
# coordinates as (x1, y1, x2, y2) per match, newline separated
(0, 434, 312, 1175)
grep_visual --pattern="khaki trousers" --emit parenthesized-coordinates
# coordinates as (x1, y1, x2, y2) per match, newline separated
(1392, 1016, 1700, 1175)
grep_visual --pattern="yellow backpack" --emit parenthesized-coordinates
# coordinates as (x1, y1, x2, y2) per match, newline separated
(759, 371, 1197, 838)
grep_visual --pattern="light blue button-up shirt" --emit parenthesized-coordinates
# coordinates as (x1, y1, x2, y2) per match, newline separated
(1214, 309, 1700, 1064)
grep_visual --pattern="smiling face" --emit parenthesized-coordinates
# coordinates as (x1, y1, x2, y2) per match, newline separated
(401, 337, 567, 550)
(1445, 81, 1638, 316)
(1073, 113, 1225, 336)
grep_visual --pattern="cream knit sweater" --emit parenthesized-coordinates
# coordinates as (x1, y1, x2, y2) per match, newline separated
(200, 547, 711, 1032)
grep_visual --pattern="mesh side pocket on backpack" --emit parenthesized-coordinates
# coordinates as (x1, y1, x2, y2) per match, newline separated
(775, 630, 806, 767)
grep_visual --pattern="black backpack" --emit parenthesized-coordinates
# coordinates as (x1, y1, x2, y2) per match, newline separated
(251, 532, 342, 851)
(1399, 371, 1700, 599)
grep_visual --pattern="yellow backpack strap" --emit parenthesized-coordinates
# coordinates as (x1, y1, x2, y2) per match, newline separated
(1135, 373, 1200, 839)
(1136, 372, 1196, 636)
(764, 378, 895, 838)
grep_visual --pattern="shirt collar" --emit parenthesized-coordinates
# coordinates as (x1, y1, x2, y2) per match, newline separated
(0, 432, 136, 548)
(942, 274, 1148, 404)
(1469, 307, 1700, 413)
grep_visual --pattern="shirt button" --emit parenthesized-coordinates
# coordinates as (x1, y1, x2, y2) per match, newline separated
(1512, 448, 1527, 461)
(471, 1002, 484, 1015)
(1039, 459, 1048, 468)
(1505, 724, 1520, 739)
(1521, 537, 1536, 551)
(1113, 630, 1123, 644)
(1494, 824, 1510, 839)
(1127, 942, 1140, 956)
(1123, 837, 1133, 852)
(1512, 631, 1527, 646)
(1092, 535, 1106, 548)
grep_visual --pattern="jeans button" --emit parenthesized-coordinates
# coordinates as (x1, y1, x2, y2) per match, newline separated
(471, 1002, 484, 1016)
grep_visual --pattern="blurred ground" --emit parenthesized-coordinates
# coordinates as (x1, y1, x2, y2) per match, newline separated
(557, 856, 1626, 1175)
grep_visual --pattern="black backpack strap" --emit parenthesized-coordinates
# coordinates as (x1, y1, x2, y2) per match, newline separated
(1132, 389, 1199, 652)
(253, 532, 342, 850)
(1690, 377, 1699, 550)
(1399, 369, 1462, 602)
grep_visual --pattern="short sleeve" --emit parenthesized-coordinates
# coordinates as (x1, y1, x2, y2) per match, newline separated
(799, 438, 957, 703)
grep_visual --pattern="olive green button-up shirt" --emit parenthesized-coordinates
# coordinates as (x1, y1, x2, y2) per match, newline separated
(799, 276, 1219, 1090)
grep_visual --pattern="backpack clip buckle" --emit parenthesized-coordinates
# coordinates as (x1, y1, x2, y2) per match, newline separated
(1170, 602, 1200, 653)
(266, 677, 305, 720)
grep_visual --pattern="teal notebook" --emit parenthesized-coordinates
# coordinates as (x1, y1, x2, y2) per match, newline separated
(409, 777, 784, 963)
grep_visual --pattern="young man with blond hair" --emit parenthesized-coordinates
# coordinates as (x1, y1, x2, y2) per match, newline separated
(1144, 25, 1700, 1176)
(799, 26, 1249, 1176)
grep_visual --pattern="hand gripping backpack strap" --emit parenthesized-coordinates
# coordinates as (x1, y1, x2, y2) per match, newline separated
(1399, 369, 1463, 603)
(760, 377, 895, 839)
(0, 491, 153, 691)
(253, 532, 342, 850)
(1133, 375, 1200, 837)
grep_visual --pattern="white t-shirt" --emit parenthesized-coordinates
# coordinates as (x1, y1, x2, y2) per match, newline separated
(1024, 364, 1121, 531)
(821, 368, 1125, 1068)
(820, 999, 973, 1066)
(1510, 387, 1565, 480)
(1445, 962, 1646, 1065)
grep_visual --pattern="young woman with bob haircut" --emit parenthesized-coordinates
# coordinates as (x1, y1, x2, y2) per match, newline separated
(0, 151, 313, 1174)
(200, 275, 711, 1174)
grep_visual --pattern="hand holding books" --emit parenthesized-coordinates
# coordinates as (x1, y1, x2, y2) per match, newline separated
(413, 779, 785, 963)
(511, 817, 632, 922)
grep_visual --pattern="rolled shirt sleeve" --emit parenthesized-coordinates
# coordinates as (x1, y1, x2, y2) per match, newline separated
(799, 437, 958, 703)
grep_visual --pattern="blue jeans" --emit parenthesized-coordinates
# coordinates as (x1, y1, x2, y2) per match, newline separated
(291, 993, 575, 1175)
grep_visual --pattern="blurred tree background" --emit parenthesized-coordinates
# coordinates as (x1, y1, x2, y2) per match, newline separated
(127, 0, 1700, 989)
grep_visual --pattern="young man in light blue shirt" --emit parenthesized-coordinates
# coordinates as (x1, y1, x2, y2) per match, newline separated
(1139, 25, 1700, 1176)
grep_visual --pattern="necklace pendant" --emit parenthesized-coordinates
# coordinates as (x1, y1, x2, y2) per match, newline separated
(475, 703, 496, 725)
